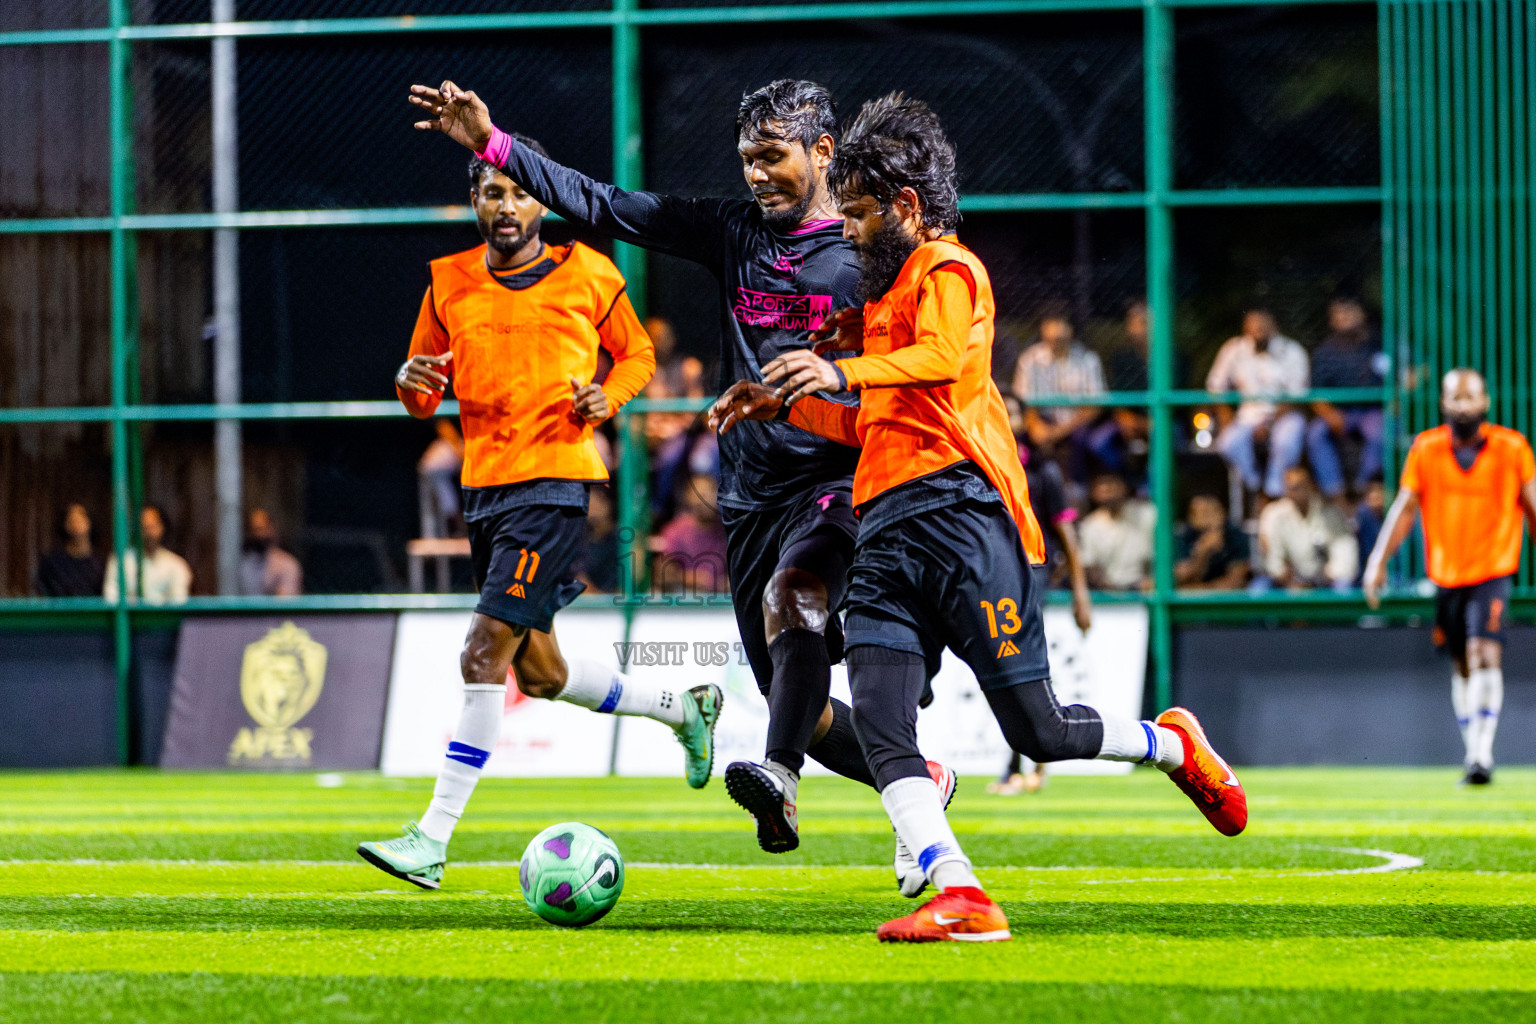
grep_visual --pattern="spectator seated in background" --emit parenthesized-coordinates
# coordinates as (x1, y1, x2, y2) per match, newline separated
(104, 504, 192, 605)
(1353, 476, 1387, 586)
(653, 473, 727, 595)
(1206, 307, 1310, 504)
(1087, 299, 1152, 486)
(418, 417, 465, 538)
(240, 508, 303, 596)
(1306, 296, 1386, 501)
(644, 316, 706, 398)
(576, 485, 621, 594)
(1077, 471, 1156, 591)
(1174, 493, 1251, 591)
(1003, 396, 1092, 632)
(1012, 306, 1105, 485)
(35, 502, 105, 597)
(1257, 465, 1358, 591)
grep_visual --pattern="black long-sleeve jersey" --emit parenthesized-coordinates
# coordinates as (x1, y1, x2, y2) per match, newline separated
(491, 139, 863, 511)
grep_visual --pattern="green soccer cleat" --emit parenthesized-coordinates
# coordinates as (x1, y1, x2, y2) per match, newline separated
(356, 821, 447, 890)
(675, 684, 723, 789)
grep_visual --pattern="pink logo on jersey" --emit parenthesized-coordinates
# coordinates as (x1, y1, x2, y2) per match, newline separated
(815, 494, 835, 511)
(733, 289, 834, 332)
(771, 250, 804, 279)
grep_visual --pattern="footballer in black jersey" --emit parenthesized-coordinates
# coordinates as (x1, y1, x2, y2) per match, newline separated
(411, 78, 889, 864)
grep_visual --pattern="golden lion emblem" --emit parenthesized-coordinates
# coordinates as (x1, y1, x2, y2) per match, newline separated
(228, 622, 327, 765)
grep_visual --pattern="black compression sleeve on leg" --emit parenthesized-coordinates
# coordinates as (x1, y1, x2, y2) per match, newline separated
(805, 697, 876, 788)
(764, 628, 832, 775)
(985, 679, 1104, 763)
(847, 646, 932, 791)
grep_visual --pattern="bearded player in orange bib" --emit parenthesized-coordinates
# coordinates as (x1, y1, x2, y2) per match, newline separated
(1364, 368, 1536, 786)
(711, 94, 1247, 942)
(356, 143, 721, 891)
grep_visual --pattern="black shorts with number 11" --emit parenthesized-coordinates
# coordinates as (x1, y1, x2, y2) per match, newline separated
(470, 504, 588, 633)
(841, 497, 1051, 690)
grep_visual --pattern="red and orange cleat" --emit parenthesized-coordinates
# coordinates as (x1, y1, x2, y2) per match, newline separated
(876, 887, 1011, 943)
(1156, 706, 1247, 836)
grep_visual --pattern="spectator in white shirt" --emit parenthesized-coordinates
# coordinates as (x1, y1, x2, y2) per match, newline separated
(1257, 465, 1358, 591)
(1078, 472, 1156, 591)
(104, 505, 193, 605)
(1206, 308, 1310, 500)
(1013, 309, 1105, 481)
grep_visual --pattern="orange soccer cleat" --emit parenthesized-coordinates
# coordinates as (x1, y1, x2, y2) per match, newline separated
(1156, 706, 1247, 836)
(876, 887, 1011, 943)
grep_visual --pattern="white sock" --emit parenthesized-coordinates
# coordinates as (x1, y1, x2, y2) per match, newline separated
(1098, 716, 1184, 772)
(1471, 667, 1503, 768)
(558, 659, 687, 727)
(419, 684, 503, 844)
(1451, 672, 1473, 766)
(881, 775, 980, 890)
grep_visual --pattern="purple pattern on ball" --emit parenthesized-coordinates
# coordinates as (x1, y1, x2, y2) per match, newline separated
(519, 857, 530, 892)
(544, 882, 574, 907)
(543, 833, 574, 859)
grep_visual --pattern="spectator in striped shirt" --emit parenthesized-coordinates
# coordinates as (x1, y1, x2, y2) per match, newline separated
(1012, 307, 1105, 485)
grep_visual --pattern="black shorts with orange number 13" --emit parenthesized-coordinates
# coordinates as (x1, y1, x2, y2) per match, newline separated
(841, 498, 1051, 690)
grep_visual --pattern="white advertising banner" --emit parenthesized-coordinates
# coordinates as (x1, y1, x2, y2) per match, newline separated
(382, 603, 1147, 778)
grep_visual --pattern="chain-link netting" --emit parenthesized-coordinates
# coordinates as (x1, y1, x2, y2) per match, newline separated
(235, 34, 610, 210)
(0, 44, 111, 218)
(0, 1, 105, 31)
(135, 43, 212, 215)
(1175, 203, 1381, 385)
(643, 14, 1144, 198)
(1176, 5, 1379, 189)
(0, 233, 113, 409)
(135, 0, 604, 23)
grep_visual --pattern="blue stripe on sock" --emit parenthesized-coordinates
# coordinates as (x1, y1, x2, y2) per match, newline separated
(596, 678, 623, 714)
(1457, 717, 1472, 727)
(1139, 721, 1158, 765)
(445, 741, 490, 769)
(1480, 709, 1499, 719)
(917, 842, 955, 875)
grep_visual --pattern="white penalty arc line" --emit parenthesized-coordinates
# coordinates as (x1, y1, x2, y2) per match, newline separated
(1080, 845, 1424, 885)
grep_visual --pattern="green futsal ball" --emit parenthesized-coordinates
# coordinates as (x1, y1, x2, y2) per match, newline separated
(519, 822, 625, 927)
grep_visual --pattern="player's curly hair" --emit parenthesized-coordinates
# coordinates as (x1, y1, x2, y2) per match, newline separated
(468, 133, 550, 190)
(735, 79, 838, 150)
(827, 92, 960, 232)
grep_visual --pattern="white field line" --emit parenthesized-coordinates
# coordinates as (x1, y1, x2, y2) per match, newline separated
(0, 846, 1425, 884)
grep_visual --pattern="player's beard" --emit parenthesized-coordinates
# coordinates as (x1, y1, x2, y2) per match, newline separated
(756, 182, 815, 232)
(854, 216, 921, 304)
(1449, 412, 1486, 442)
(478, 215, 540, 258)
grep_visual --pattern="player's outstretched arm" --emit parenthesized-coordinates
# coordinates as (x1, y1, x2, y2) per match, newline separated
(1363, 487, 1419, 609)
(1520, 477, 1536, 536)
(410, 82, 726, 265)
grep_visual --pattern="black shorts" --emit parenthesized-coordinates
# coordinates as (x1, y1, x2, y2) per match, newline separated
(1433, 574, 1513, 656)
(720, 482, 858, 694)
(469, 504, 588, 633)
(842, 499, 1050, 691)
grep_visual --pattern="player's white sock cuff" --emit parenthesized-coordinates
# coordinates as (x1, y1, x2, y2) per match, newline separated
(1097, 717, 1183, 771)
(420, 684, 504, 843)
(881, 775, 971, 883)
(560, 660, 687, 727)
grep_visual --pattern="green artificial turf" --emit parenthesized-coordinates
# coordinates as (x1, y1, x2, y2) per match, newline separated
(0, 767, 1531, 1023)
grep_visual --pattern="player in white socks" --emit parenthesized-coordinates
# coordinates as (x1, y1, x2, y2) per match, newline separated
(1366, 368, 1536, 785)
(357, 148, 720, 890)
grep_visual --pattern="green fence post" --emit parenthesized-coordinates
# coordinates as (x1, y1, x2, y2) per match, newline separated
(108, 0, 137, 764)
(1145, 0, 1175, 712)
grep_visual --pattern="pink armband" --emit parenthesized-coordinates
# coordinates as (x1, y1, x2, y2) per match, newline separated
(475, 125, 513, 166)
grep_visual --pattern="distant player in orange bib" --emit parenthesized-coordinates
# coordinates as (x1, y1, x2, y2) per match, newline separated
(711, 94, 1246, 943)
(357, 144, 722, 891)
(1364, 368, 1536, 786)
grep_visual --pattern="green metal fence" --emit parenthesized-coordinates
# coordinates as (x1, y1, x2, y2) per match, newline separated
(2, 0, 1531, 763)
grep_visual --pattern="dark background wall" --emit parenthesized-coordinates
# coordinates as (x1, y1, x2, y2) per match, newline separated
(1178, 625, 1536, 766)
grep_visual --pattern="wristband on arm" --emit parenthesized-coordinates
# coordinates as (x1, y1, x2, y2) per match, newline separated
(475, 126, 513, 166)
